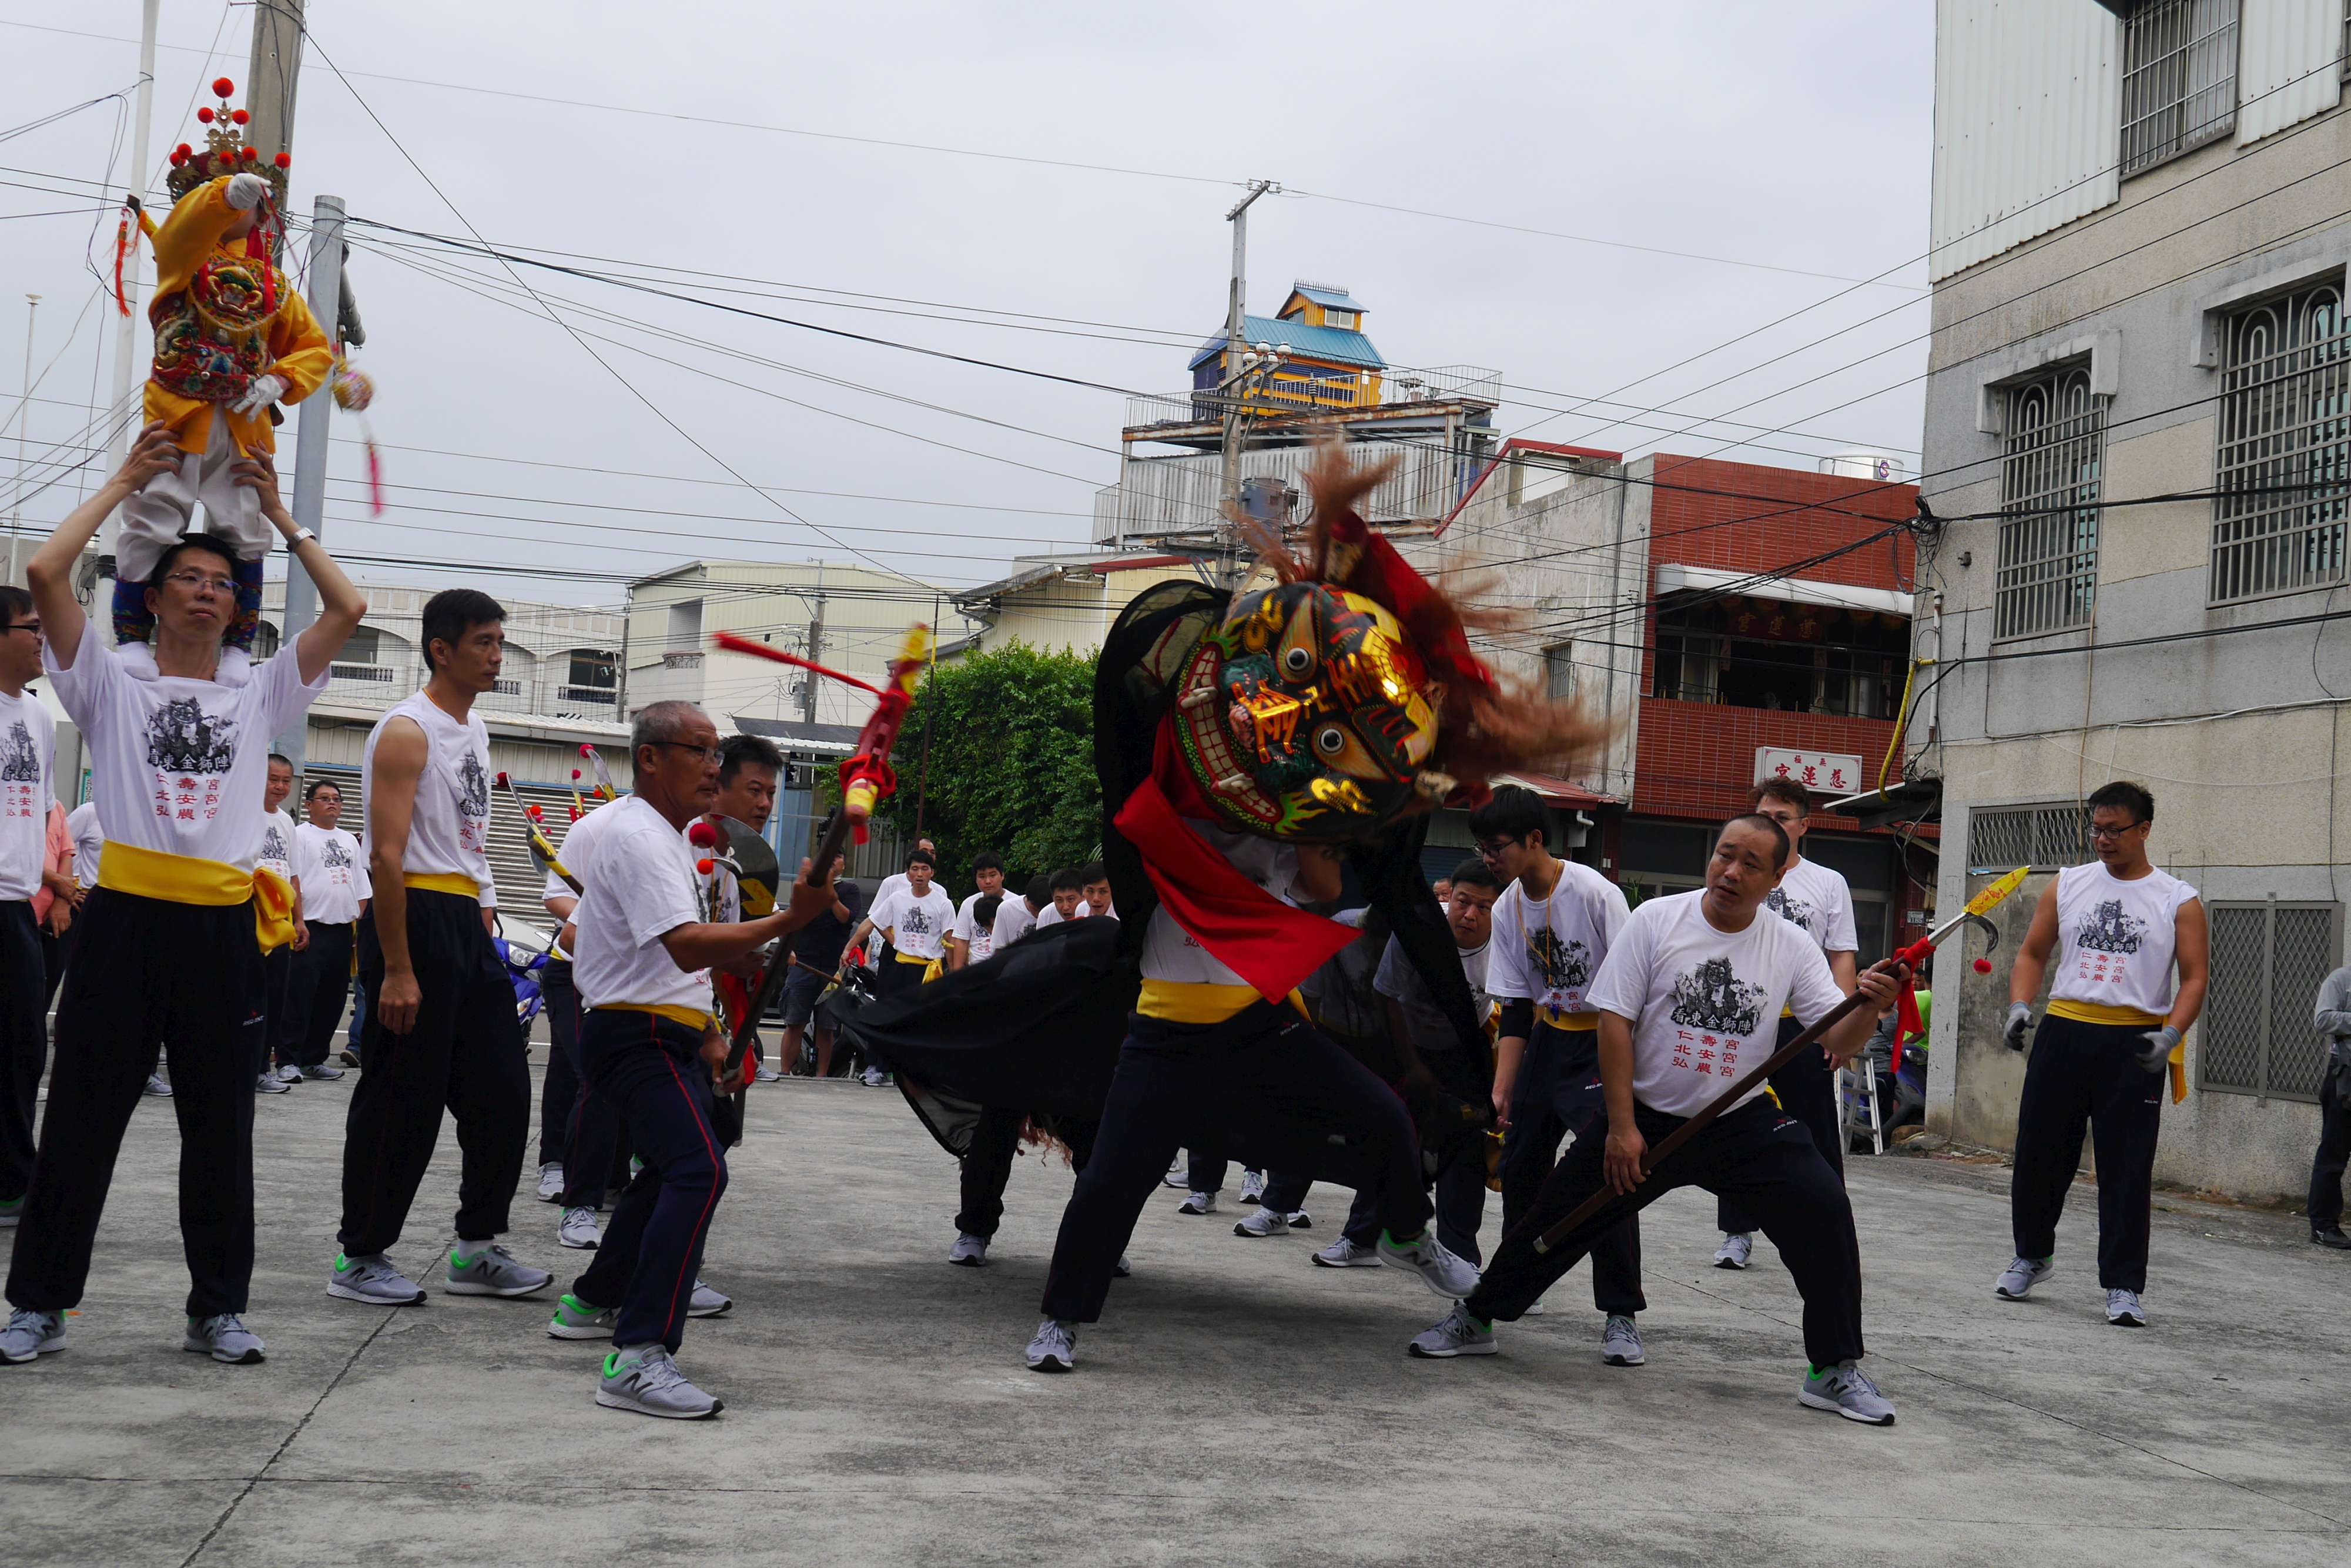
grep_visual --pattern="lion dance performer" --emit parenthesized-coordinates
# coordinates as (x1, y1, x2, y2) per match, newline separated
(115, 78, 331, 685)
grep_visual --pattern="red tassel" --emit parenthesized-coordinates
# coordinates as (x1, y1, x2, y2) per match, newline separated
(247, 223, 274, 316)
(112, 209, 133, 316)
(364, 433, 385, 515)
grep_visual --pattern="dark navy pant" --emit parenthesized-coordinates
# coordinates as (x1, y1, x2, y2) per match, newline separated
(1471, 1097, 1865, 1367)
(257, 944, 294, 1078)
(1041, 1003, 1431, 1324)
(280, 920, 354, 1070)
(957, 1107, 1097, 1241)
(1501, 1023, 1645, 1315)
(2310, 1061, 2350, 1231)
(546, 963, 628, 1208)
(2011, 1011, 2167, 1291)
(0, 901, 47, 1204)
(1720, 1014, 1844, 1234)
(572, 1009, 729, 1353)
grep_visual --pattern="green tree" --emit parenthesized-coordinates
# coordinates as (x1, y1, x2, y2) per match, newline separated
(875, 641, 1100, 889)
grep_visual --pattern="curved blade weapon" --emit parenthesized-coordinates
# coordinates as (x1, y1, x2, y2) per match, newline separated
(1526, 865, 2032, 1258)
(496, 771, 578, 896)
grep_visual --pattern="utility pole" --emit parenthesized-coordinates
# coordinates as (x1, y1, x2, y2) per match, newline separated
(801, 585, 824, 725)
(1215, 180, 1277, 587)
(10, 295, 38, 586)
(272, 195, 344, 765)
(96, 0, 159, 577)
(244, 0, 305, 167)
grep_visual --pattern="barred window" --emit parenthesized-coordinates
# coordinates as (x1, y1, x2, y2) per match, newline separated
(1995, 364, 2104, 639)
(2120, 0, 2241, 177)
(2210, 278, 2351, 603)
(2201, 902, 2341, 1101)
(1542, 641, 1575, 702)
(1965, 803, 2091, 873)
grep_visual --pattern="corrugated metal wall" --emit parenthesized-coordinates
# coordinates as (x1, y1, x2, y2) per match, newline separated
(2236, 0, 2343, 143)
(1931, 0, 2124, 282)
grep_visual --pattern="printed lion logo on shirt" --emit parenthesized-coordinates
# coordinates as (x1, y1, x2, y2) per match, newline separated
(2075, 899, 2147, 956)
(0, 721, 39, 783)
(145, 698, 237, 775)
(1668, 955, 1766, 1036)
(1764, 887, 1817, 932)
(1530, 926, 1592, 993)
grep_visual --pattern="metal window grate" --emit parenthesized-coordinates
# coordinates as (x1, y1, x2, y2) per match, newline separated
(2120, 0, 2241, 177)
(2202, 901, 2341, 1102)
(1966, 804, 2091, 872)
(2211, 278, 2351, 603)
(1543, 641, 1575, 702)
(1995, 365, 2105, 639)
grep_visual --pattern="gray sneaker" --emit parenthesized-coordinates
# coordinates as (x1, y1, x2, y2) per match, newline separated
(1407, 1301, 1496, 1359)
(948, 1232, 989, 1267)
(1238, 1169, 1265, 1205)
(444, 1243, 552, 1298)
(1378, 1229, 1481, 1300)
(142, 1073, 172, 1097)
(1284, 1210, 1312, 1231)
(183, 1312, 266, 1365)
(1994, 1255, 2054, 1301)
(254, 1070, 292, 1094)
(2105, 1288, 2148, 1327)
(1312, 1237, 1384, 1268)
(1024, 1317, 1077, 1373)
(547, 1292, 616, 1340)
(1112, 1255, 1132, 1278)
(558, 1207, 603, 1250)
(752, 1064, 783, 1083)
(275, 1063, 303, 1084)
(1232, 1207, 1289, 1238)
(1713, 1232, 1753, 1270)
(299, 1063, 345, 1081)
(688, 1279, 731, 1318)
(0, 1307, 65, 1363)
(327, 1252, 427, 1305)
(1176, 1190, 1216, 1216)
(535, 1163, 565, 1203)
(1799, 1360, 1896, 1425)
(1601, 1314, 1646, 1366)
(1161, 1158, 1188, 1189)
(597, 1344, 722, 1418)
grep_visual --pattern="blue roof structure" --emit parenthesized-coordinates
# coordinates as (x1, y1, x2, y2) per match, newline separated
(1287, 282, 1365, 313)
(1188, 313, 1385, 372)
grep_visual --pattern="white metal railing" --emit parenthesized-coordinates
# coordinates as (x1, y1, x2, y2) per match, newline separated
(1097, 437, 1486, 542)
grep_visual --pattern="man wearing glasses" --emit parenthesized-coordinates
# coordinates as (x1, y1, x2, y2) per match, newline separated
(2, 424, 364, 1366)
(0, 584, 57, 1239)
(1995, 782, 2209, 1328)
(330, 589, 552, 1309)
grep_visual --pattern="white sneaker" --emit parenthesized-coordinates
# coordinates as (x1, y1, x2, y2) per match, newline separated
(1312, 1237, 1384, 1268)
(1161, 1157, 1188, 1189)
(597, 1343, 722, 1418)
(1994, 1256, 2054, 1301)
(1284, 1210, 1312, 1231)
(688, 1279, 732, 1318)
(535, 1163, 565, 1203)
(1238, 1170, 1265, 1205)
(1024, 1317, 1077, 1373)
(2105, 1288, 2147, 1327)
(1377, 1229, 1481, 1300)
(1713, 1232, 1753, 1270)
(1600, 1314, 1645, 1367)
(254, 1070, 292, 1094)
(1232, 1208, 1289, 1238)
(862, 1066, 888, 1087)
(558, 1207, 603, 1249)
(949, 1232, 989, 1267)
(1406, 1301, 1496, 1359)
(1521, 1298, 1548, 1316)
(1176, 1190, 1216, 1216)
(142, 1073, 172, 1097)
(752, 1064, 783, 1083)
(274, 1063, 303, 1084)
(1113, 1255, 1132, 1278)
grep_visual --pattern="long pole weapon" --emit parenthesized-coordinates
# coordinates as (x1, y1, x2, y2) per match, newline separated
(496, 770, 580, 896)
(711, 624, 930, 1083)
(1528, 865, 2031, 1258)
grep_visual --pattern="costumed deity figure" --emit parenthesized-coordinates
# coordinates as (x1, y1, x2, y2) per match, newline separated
(115, 78, 331, 684)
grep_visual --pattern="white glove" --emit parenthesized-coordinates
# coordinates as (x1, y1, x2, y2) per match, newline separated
(229, 373, 286, 417)
(2003, 1002, 2032, 1053)
(225, 172, 269, 211)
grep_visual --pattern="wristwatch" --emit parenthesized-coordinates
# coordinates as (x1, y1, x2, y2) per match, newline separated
(287, 527, 316, 547)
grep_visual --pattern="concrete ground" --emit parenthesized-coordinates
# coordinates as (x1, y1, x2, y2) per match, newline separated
(4, 1051, 2347, 1567)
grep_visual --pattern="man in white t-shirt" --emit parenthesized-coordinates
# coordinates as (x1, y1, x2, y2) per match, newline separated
(2, 430, 363, 1369)
(0, 584, 56, 1229)
(990, 873, 1047, 951)
(865, 835, 935, 962)
(950, 852, 1006, 971)
(1995, 780, 2208, 1327)
(1033, 867, 1083, 929)
(1714, 776, 1863, 1271)
(256, 753, 304, 1092)
(1408, 813, 1905, 1428)
(283, 778, 368, 1082)
(545, 701, 837, 1418)
(853, 849, 954, 1000)
(1077, 861, 1117, 922)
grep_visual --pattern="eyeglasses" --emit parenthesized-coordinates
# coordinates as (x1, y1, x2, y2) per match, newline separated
(649, 740, 722, 764)
(2087, 820, 2144, 841)
(161, 571, 235, 595)
(0, 621, 38, 636)
(1474, 836, 1522, 860)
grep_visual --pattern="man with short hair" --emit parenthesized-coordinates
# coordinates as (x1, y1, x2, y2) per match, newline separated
(255, 753, 303, 1093)
(1472, 785, 1644, 1363)
(329, 588, 552, 1309)
(1996, 782, 2208, 1326)
(0, 584, 57, 1229)
(2310, 960, 2351, 1250)
(284, 779, 366, 1081)
(1078, 861, 1116, 921)
(853, 849, 954, 1000)
(1409, 815, 1906, 1427)
(544, 701, 840, 1415)
(3, 428, 364, 1366)
(1035, 867, 1084, 927)
(701, 733, 783, 1082)
(951, 852, 1006, 971)
(990, 873, 1049, 951)
(776, 854, 856, 1078)
(1713, 776, 1861, 1272)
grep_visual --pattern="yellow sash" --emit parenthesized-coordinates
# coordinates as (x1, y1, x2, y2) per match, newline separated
(403, 872, 480, 899)
(1542, 1009, 1600, 1031)
(592, 1002, 718, 1033)
(98, 841, 296, 954)
(895, 950, 933, 966)
(1137, 978, 1309, 1024)
(2048, 1000, 2184, 1103)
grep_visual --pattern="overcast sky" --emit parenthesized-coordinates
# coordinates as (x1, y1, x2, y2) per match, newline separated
(1, 1, 1934, 641)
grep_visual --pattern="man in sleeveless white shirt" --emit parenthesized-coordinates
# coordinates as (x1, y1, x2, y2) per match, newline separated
(1996, 782, 2208, 1328)
(1472, 786, 1646, 1364)
(329, 589, 552, 1309)
(284, 779, 366, 1081)
(0, 584, 57, 1232)
(2, 430, 363, 1367)
(256, 753, 303, 1092)
(542, 701, 838, 1416)
(1715, 776, 1862, 1271)
(1408, 815, 1906, 1426)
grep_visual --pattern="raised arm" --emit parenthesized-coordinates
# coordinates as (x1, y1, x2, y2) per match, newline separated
(28, 423, 182, 665)
(230, 452, 365, 682)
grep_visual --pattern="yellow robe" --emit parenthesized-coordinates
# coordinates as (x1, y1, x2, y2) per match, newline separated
(143, 176, 333, 459)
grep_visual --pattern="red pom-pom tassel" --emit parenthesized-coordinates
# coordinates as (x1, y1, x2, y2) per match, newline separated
(695, 859, 715, 876)
(212, 76, 235, 98)
(686, 822, 719, 847)
(274, 152, 292, 169)
(229, 108, 250, 125)
(196, 107, 215, 123)
(1972, 958, 1992, 974)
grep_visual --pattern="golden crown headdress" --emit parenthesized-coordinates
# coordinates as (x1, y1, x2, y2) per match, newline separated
(165, 77, 291, 205)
